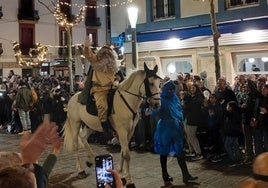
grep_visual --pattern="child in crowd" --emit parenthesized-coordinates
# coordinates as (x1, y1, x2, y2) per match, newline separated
(223, 101, 243, 166)
(203, 93, 223, 161)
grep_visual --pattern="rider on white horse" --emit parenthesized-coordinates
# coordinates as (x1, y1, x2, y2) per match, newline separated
(83, 35, 118, 144)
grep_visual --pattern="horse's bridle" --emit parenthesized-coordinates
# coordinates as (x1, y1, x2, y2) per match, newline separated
(120, 75, 160, 100)
(117, 75, 160, 120)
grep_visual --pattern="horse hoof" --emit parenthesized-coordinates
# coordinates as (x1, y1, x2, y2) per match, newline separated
(86, 161, 93, 167)
(126, 183, 136, 188)
(78, 171, 88, 179)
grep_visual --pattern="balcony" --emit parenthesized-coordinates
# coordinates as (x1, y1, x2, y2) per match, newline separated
(18, 9, 40, 21)
(85, 17, 101, 27)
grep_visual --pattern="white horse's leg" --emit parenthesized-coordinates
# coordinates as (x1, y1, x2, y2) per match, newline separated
(63, 114, 87, 178)
(79, 124, 95, 167)
(118, 129, 132, 184)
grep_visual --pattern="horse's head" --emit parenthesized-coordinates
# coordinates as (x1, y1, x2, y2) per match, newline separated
(143, 63, 161, 109)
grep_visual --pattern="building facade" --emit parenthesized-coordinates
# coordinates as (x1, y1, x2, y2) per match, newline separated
(0, 0, 108, 78)
(110, 0, 268, 90)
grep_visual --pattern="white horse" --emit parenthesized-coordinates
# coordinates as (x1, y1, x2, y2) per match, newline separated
(63, 63, 161, 187)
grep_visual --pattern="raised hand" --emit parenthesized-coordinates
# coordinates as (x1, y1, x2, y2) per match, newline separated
(84, 34, 92, 48)
(20, 122, 60, 164)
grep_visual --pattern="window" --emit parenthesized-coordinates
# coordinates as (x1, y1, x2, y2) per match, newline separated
(86, 29, 98, 47)
(226, 0, 259, 9)
(60, 0, 72, 22)
(161, 56, 192, 80)
(60, 28, 68, 46)
(58, 27, 70, 57)
(235, 51, 268, 74)
(19, 23, 35, 55)
(152, 0, 175, 20)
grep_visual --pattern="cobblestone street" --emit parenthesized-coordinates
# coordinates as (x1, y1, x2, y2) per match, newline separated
(0, 132, 252, 188)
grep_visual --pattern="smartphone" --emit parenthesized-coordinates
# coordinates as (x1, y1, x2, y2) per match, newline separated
(95, 154, 115, 188)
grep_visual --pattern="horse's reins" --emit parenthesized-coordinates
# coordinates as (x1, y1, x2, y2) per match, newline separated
(117, 76, 160, 120)
(117, 89, 137, 120)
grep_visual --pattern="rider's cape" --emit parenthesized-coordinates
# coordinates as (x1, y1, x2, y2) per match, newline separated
(78, 66, 93, 105)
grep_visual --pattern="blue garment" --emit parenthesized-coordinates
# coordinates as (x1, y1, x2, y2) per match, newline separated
(150, 81, 184, 155)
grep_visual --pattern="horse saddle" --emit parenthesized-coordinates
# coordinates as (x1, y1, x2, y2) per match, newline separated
(86, 89, 116, 117)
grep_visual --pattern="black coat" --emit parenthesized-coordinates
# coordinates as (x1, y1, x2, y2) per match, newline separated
(223, 110, 242, 137)
(184, 93, 205, 126)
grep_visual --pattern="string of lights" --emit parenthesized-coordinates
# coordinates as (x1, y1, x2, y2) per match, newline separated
(54, 3, 86, 27)
(58, 0, 133, 9)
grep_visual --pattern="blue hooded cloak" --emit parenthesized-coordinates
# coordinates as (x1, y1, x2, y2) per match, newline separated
(150, 80, 185, 155)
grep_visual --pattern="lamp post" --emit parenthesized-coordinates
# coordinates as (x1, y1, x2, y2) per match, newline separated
(127, 7, 138, 69)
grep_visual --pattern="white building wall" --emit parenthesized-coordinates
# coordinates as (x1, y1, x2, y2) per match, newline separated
(180, 0, 218, 18)
(110, 0, 146, 38)
(0, 0, 101, 76)
(0, 0, 19, 62)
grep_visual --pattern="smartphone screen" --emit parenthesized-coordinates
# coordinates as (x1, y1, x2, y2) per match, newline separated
(95, 154, 115, 188)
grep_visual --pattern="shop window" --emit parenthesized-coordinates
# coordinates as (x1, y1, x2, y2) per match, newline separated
(152, 0, 175, 20)
(161, 56, 192, 80)
(235, 51, 268, 74)
(226, 0, 259, 9)
(22, 68, 32, 77)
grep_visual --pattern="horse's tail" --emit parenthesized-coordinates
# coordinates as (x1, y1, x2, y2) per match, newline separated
(63, 116, 76, 152)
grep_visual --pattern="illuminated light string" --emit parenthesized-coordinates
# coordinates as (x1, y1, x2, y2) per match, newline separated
(54, 3, 86, 27)
(57, 0, 133, 9)
(12, 41, 51, 66)
(12, 41, 86, 66)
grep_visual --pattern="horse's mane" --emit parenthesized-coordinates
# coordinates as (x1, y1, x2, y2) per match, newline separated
(119, 70, 145, 90)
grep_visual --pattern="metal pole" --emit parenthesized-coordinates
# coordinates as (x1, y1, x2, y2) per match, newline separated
(67, 28, 74, 94)
(131, 28, 137, 69)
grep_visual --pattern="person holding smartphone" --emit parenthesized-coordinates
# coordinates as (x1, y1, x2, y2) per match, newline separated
(95, 154, 124, 188)
(104, 170, 124, 188)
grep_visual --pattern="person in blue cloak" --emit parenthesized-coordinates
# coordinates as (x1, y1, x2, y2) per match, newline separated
(146, 80, 198, 185)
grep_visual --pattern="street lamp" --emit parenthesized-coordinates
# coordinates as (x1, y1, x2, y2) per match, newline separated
(127, 7, 138, 69)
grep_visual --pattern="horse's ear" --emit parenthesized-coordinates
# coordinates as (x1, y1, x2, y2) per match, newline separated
(144, 62, 150, 72)
(153, 65, 158, 73)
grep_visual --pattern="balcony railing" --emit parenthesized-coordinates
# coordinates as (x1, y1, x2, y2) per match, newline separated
(18, 9, 40, 21)
(85, 17, 102, 27)
(58, 47, 75, 58)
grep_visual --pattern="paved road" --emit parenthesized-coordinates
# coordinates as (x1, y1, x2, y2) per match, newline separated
(0, 132, 252, 188)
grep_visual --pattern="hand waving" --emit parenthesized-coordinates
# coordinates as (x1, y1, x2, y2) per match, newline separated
(20, 122, 60, 164)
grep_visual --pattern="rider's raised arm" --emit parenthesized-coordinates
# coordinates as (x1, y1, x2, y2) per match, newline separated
(83, 34, 97, 63)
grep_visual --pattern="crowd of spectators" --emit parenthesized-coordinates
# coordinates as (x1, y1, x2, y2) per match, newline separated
(1, 69, 268, 168)
(0, 70, 81, 134)
(134, 72, 268, 167)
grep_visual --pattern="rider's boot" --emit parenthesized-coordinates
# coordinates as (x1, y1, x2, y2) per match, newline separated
(101, 121, 113, 145)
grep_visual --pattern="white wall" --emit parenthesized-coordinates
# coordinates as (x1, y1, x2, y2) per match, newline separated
(110, 0, 146, 38)
(180, 0, 218, 18)
(0, 0, 19, 61)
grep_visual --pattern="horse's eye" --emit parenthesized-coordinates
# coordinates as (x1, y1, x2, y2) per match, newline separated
(150, 83, 154, 87)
